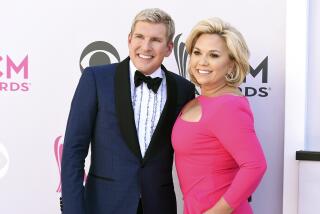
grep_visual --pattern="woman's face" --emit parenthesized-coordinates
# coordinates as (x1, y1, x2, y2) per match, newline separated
(189, 33, 233, 87)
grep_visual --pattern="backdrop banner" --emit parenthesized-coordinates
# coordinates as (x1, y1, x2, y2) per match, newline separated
(0, 1, 285, 213)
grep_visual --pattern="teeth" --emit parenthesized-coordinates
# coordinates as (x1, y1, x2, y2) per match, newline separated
(139, 54, 152, 59)
(198, 70, 211, 74)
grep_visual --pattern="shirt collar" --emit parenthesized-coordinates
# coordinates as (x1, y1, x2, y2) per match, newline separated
(129, 60, 163, 83)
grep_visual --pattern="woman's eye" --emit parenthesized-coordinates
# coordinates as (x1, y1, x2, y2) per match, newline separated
(210, 53, 219, 58)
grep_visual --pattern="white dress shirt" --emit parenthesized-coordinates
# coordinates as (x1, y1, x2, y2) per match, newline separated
(129, 60, 167, 157)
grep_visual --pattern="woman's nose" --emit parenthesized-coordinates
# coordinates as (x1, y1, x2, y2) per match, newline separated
(198, 55, 209, 65)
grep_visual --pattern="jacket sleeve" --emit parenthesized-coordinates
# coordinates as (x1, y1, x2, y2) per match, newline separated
(188, 84, 196, 101)
(61, 68, 97, 214)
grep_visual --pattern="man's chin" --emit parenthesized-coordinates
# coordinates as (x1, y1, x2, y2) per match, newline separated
(135, 65, 158, 75)
(137, 68, 154, 75)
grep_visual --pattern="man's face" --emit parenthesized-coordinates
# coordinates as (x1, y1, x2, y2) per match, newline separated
(128, 21, 173, 75)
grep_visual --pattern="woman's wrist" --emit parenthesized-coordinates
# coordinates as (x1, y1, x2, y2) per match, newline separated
(204, 197, 233, 214)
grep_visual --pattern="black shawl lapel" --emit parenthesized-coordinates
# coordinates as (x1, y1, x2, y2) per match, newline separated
(114, 57, 142, 160)
(143, 64, 177, 163)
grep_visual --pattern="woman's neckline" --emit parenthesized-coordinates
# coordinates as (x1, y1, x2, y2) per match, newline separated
(198, 93, 245, 100)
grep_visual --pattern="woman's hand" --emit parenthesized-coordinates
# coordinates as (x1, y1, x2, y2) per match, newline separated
(203, 197, 233, 214)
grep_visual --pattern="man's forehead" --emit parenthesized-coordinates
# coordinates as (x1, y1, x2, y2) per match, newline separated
(133, 21, 167, 33)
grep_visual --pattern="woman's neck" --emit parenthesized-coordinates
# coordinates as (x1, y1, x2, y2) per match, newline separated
(201, 83, 237, 97)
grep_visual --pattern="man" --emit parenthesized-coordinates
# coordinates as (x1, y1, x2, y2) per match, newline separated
(61, 8, 195, 214)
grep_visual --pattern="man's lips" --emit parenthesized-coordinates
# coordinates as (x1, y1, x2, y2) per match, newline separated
(138, 54, 153, 59)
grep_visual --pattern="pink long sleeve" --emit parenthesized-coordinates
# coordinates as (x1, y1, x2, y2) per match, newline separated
(172, 95, 267, 214)
(208, 98, 267, 209)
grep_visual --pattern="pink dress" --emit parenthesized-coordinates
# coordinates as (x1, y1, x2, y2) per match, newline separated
(172, 95, 267, 214)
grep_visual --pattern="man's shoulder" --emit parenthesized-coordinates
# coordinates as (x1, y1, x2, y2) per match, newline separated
(84, 63, 119, 75)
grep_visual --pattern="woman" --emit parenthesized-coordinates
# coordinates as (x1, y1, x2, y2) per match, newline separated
(172, 18, 267, 214)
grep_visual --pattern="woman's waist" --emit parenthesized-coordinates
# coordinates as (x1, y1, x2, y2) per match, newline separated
(177, 172, 237, 196)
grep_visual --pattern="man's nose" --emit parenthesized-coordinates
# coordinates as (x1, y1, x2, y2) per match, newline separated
(141, 40, 152, 51)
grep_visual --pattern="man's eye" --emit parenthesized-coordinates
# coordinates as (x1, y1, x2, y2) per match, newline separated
(152, 38, 161, 42)
(135, 35, 143, 39)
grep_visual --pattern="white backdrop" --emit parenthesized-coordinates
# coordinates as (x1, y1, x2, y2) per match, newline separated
(0, 0, 285, 213)
(306, 0, 320, 151)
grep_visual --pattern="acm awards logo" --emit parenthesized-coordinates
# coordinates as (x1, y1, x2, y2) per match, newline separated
(54, 136, 64, 193)
(241, 56, 269, 97)
(54, 136, 88, 193)
(0, 55, 30, 92)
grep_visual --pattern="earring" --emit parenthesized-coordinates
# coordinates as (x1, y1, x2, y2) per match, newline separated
(225, 72, 234, 81)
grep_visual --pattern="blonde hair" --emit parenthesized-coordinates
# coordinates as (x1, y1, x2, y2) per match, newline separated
(185, 17, 250, 86)
(131, 8, 175, 42)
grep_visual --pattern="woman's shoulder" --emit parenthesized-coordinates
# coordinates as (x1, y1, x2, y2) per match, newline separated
(199, 94, 249, 106)
(199, 94, 252, 117)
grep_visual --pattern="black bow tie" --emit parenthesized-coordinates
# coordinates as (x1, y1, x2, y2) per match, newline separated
(134, 70, 162, 93)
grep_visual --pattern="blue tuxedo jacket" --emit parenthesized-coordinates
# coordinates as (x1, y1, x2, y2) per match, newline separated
(61, 57, 195, 214)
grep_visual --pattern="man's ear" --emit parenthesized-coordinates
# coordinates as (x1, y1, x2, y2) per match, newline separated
(165, 41, 174, 57)
(128, 33, 132, 44)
